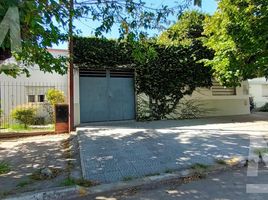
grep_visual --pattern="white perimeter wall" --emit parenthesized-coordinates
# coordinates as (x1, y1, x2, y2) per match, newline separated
(249, 77, 268, 108)
(0, 49, 68, 122)
(183, 81, 250, 117)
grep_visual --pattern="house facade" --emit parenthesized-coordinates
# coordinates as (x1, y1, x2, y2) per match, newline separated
(0, 49, 68, 125)
(72, 68, 250, 126)
(248, 77, 268, 108)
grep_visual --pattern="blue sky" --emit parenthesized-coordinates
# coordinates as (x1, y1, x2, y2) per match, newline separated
(55, 0, 218, 49)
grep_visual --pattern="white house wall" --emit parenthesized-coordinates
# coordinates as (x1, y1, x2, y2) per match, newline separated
(0, 49, 68, 124)
(184, 81, 250, 116)
(249, 77, 268, 108)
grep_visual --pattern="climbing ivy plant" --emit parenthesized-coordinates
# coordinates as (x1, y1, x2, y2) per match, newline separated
(74, 37, 133, 69)
(134, 42, 213, 119)
(74, 37, 213, 120)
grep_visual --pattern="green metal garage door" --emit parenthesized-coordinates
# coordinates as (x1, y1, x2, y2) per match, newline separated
(79, 69, 135, 123)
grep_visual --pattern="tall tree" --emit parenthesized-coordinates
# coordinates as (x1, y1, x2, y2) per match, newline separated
(203, 0, 268, 86)
(0, 0, 70, 76)
(0, 0, 200, 77)
(158, 10, 208, 46)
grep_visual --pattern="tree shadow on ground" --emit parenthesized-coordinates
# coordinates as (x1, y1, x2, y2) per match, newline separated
(0, 136, 69, 197)
(78, 125, 264, 183)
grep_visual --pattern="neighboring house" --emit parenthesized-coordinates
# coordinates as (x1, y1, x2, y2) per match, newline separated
(72, 68, 250, 126)
(0, 49, 68, 125)
(248, 77, 268, 108)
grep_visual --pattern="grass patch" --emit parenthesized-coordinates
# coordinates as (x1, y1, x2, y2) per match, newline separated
(75, 179, 96, 187)
(215, 159, 227, 165)
(144, 172, 161, 177)
(165, 169, 176, 173)
(4, 123, 54, 133)
(61, 177, 76, 186)
(61, 177, 97, 187)
(0, 161, 11, 175)
(254, 148, 268, 155)
(16, 180, 33, 188)
(191, 163, 209, 170)
(9, 124, 32, 131)
(123, 176, 134, 181)
(0, 123, 9, 129)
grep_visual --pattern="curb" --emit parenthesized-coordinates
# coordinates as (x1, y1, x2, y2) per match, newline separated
(3, 156, 248, 200)
(0, 131, 58, 139)
(3, 186, 78, 200)
(69, 132, 83, 180)
(76, 131, 87, 181)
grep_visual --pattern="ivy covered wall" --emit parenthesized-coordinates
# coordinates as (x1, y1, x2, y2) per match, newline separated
(73, 37, 213, 120)
(74, 37, 134, 69)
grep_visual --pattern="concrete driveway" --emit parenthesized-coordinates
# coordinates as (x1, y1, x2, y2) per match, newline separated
(77, 113, 268, 183)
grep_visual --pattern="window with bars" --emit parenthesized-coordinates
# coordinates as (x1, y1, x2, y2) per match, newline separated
(38, 95, 45, 102)
(211, 81, 236, 96)
(28, 95, 35, 102)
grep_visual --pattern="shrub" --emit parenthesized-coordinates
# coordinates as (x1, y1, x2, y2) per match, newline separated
(46, 89, 65, 106)
(11, 106, 36, 128)
(0, 161, 10, 175)
(33, 117, 45, 125)
(258, 103, 268, 112)
(45, 89, 66, 122)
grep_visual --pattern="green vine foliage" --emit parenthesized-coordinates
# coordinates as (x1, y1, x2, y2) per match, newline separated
(74, 37, 213, 120)
(134, 42, 213, 120)
(74, 37, 133, 69)
(1, 0, 197, 77)
(0, 0, 70, 77)
(203, 0, 268, 86)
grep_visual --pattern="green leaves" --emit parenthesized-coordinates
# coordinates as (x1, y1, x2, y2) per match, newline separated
(73, 37, 212, 120)
(158, 11, 208, 47)
(46, 89, 66, 106)
(74, 37, 133, 68)
(11, 106, 36, 128)
(0, 0, 200, 77)
(0, 0, 69, 77)
(203, 0, 268, 86)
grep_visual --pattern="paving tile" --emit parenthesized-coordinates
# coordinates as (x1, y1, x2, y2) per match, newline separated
(134, 165, 157, 177)
(78, 118, 255, 183)
(87, 173, 106, 183)
(119, 163, 137, 177)
(104, 171, 123, 183)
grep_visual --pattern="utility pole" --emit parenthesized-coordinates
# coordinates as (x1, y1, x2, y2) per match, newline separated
(68, 0, 74, 132)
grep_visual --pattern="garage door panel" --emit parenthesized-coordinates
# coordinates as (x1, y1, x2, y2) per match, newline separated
(79, 70, 135, 123)
(109, 77, 135, 121)
(79, 77, 109, 123)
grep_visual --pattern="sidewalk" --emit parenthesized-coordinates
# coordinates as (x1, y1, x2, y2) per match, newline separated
(0, 134, 70, 198)
(77, 114, 268, 183)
